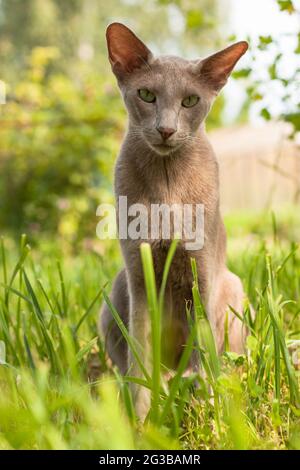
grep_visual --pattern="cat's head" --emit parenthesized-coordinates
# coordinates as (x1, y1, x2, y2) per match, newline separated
(106, 23, 248, 156)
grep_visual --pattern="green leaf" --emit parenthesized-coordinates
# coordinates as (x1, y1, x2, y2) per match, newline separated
(186, 10, 204, 29)
(295, 33, 300, 54)
(232, 68, 251, 79)
(252, 92, 263, 101)
(258, 35, 273, 50)
(268, 63, 277, 80)
(223, 351, 246, 366)
(277, 0, 296, 14)
(261, 108, 271, 120)
(283, 112, 300, 131)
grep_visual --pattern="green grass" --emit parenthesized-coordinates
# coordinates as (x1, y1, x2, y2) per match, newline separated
(0, 209, 300, 450)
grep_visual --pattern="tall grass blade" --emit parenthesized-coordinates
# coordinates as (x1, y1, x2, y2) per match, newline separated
(102, 290, 150, 383)
(140, 242, 160, 422)
(191, 258, 220, 381)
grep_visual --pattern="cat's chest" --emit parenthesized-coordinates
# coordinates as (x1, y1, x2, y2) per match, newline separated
(117, 163, 211, 206)
(115, 151, 219, 240)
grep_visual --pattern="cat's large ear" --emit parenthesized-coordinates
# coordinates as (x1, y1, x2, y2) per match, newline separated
(106, 23, 152, 78)
(199, 41, 248, 92)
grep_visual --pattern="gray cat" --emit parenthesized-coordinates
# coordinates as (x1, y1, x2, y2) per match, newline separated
(99, 22, 248, 420)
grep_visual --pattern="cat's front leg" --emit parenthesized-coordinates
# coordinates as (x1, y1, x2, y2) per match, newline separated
(128, 290, 151, 421)
(208, 269, 247, 353)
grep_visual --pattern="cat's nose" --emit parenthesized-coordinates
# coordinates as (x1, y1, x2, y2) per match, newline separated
(156, 126, 176, 141)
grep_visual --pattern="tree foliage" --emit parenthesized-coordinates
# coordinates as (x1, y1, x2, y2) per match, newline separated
(234, 0, 300, 136)
(0, 49, 124, 243)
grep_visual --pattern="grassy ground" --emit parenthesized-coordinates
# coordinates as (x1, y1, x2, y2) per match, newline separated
(0, 207, 299, 450)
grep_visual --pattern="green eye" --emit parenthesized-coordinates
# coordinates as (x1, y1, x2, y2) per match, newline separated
(182, 95, 199, 108)
(138, 89, 156, 103)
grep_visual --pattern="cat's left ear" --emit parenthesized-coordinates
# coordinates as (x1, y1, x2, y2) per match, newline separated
(199, 41, 248, 93)
(106, 23, 152, 79)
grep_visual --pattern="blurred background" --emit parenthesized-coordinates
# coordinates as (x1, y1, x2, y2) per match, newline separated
(0, 0, 299, 250)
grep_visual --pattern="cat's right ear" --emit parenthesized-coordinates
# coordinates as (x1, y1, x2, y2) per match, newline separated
(106, 23, 152, 79)
(198, 41, 248, 93)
